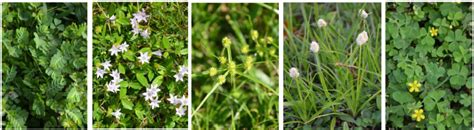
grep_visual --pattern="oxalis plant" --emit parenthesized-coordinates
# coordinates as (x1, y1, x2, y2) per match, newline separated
(192, 3, 279, 129)
(92, 3, 188, 128)
(2, 3, 87, 128)
(386, 3, 472, 129)
(284, 3, 381, 129)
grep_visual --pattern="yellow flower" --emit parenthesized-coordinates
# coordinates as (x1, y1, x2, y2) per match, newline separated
(218, 56, 227, 64)
(411, 109, 425, 122)
(251, 30, 259, 41)
(429, 27, 438, 37)
(241, 44, 249, 54)
(266, 37, 274, 44)
(209, 67, 217, 77)
(244, 56, 253, 71)
(217, 75, 226, 85)
(228, 60, 236, 74)
(222, 37, 231, 48)
(407, 80, 421, 93)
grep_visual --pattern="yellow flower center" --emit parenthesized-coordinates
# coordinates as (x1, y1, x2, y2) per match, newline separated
(209, 67, 217, 77)
(411, 109, 425, 122)
(429, 27, 438, 37)
(222, 37, 231, 48)
(407, 80, 421, 93)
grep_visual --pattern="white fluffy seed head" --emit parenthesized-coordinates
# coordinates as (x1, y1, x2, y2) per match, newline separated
(356, 31, 369, 46)
(359, 9, 368, 19)
(317, 19, 327, 28)
(289, 67, 300, 78)
(310, 41, 320, 53)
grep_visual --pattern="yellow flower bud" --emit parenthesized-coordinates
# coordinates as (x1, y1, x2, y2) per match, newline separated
(251, 30, 259, 41)
(209, 67, 217, 77)
(222, 37, 231, 48)
(218, 56, 227, 64)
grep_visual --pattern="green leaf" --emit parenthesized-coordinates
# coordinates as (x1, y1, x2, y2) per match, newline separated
(129, 81, 142, 90)
(391, 91, 415, 104)
(121, 97, 134, 110)
(136, 73, 149, 87)
(32, 98, 45, 116)
(66, 109, 84, 125)
(118, 63, 126, 74)
(427, 90, 445, 102)
(424, 98, 436, 111)
(67, 86, 81, 103)
(50, 51, 66, 70)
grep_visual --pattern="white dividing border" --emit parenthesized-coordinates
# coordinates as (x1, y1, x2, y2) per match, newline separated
(278, 2, 284, 130)
(381, 2, 386, 130)
(87, 1, 93, 129)
(187, 1, 192, 129)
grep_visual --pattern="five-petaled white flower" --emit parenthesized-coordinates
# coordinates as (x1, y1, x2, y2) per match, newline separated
(119, 42, 129, 52)
(140, 29, 150, 39)
(138, 52, 151, 64)
(317, 19, 327, 28)
(149, 98, 161, 109)
(149, 84, 161, 94)
(96, 68, 106, 79)
(107, 81, 120, 93)
(131, 26, 140, 35)
(109, 45, 121, 56)
(289, 67, 300, 78)
(111, 109, 122, 119)
(178, 65, 189, 75)
(356, 31, 369, 45)
(142, 90, 156, 101)
(359, 9, 369, 19)
(110, 69, 120, 80)
(167, 94, 180, 105)
(152, 50, 162, 57)
(179, 96, 188, 106)
(176, 106, 186, 117)
(174, 73, 184, 82)
(310, 41, 320, 53)
(101, 60, 112, 70)
(133, 9, 150, 23)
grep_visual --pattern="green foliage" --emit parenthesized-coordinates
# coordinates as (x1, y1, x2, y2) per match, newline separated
(2, 3, 87, 128)
(192, 3, 279, 129)
(386, 3, 472, 129)
(284, 3, 381, 129)
(92, 2, 188, 128)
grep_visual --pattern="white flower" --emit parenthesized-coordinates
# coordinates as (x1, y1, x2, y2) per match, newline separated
(310, 41, 320, 53)
(174, 73, 184, 82)
(356, 31, 369, 45)
(106, 81, 120, 93)
(140, 29, 150, 39)
(109, 45, 121, 56)
(359, 9, 368, 19)
(179, 96, 188, 106)
(149, 84, 161, 94)
(317, 19, 327, 28)
(130, 18, 138, 28)
(176, 106, 186, 117)
(131, 24, 140, 35)
(96, 68, 106, 79)
(111, 109, 122, 119)
(101, 60, 112, 70)
(110, 69, 120, 80)
(149, 98, 161, 109)
(152, 50, 162, 57)
(289, 67, 300, 78)
(133, 9, 149, 23)
(167, 94, 180, 105)
(119, 42, 129, 52)
(142, 90, 155, 101)
(178, 65, 189, 75)
(107, 15, 116, 22)
(138, 52, 151, 64)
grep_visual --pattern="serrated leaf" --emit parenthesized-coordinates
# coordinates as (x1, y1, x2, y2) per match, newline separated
(67, 86, 81, 103)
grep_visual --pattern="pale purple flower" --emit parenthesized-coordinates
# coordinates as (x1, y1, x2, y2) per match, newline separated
(176, 106, 186, 117)
(167, 94, 180, 105)
(133, 9, 149, 23)
(96, 68, 106, 79)
(140, 29, 150, 39)
(107, 81, 120, 93)
(174, 73, 184, 82)
(107, 15, 116, 22)
(149, 98, 161, 109)
(152, 50, 162, 57)
(111, 109, 122, 119)
(119, 42, 129, 52)
(179, 96, 188, 106)
(109, 45, 121, 56)
(101, 60, 112, 70)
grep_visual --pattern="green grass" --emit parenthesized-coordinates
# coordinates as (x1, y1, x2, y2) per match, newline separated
(191, 3, 279, 129)
(284, 3, 381, 129)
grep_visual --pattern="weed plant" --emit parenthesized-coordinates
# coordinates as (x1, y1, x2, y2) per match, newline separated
(192, 3, 279, 129)
(284, 3, 381, 129)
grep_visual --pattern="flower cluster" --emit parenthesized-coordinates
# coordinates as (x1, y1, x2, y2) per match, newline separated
(167, 94, 188, 117)
(174, 65, 188, 82)
(96, 60, 123, 93)
(130, 9, 151, 38)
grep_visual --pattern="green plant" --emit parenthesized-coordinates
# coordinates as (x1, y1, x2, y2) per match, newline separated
(92, 2, 188, 128)
(386, 3, 472, 129)
(2, 3, 87, 128)
(284, 3, 381, 129)
(191, 3, 279, 129)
